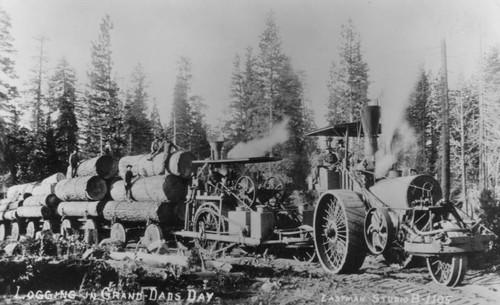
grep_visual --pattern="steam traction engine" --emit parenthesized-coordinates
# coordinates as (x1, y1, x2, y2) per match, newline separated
(307, 105, 496, 287)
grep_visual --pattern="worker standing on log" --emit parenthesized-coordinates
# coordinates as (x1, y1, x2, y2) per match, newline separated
(69, 148, 80, 178)
(161, 137, 180, 174)
(125, 164, 135, 202)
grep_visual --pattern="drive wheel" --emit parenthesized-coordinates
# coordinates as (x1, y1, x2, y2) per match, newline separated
(426, 255, 467, 287)
(313, 191, 367, 273)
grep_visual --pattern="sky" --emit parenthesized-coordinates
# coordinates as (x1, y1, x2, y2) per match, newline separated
(2, 0, 500, 129)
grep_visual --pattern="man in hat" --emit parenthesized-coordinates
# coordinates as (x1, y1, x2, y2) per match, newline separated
(69, 147, 81, 178)
(147, 135, 163, 161)
(124, 165, 136, 202)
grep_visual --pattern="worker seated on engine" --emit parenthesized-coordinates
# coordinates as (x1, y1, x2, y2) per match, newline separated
(312, 147, 339, 184)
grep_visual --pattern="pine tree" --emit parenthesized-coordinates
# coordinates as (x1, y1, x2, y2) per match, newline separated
(49, 57, 79, 172)
(123, 63, 153, 155)
(169, 56, 193, 148)
(0, 4, 17, 173)
(83, 15, 121, 156)
(150, 100, 163, 137)
(326, 20, 369, 124)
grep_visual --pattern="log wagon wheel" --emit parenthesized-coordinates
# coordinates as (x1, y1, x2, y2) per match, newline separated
(262, 176, 285, 208)
(26, 221, 37, 239)
(83, 219, 98, 245)
(41, 221, 53, 235)
(426, 255, 468, 287)
(143, 223, 163, 251)
(193, 202, 232, 255)
(235, 176, 256, 208)
(313, 191, 367, 273)
(0, 223, 7, 241)
(10, 222, 20, 241)
(110, 222, 127, 244)
(60, 219, 75, 238)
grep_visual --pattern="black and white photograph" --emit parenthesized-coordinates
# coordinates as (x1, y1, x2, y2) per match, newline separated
(1, 0, 500, 304)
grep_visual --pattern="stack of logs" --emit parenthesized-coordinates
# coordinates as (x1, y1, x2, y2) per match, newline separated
(0, 172, 66, 240)
(56, 156, 115, 222)
(0, 149, 195, 245)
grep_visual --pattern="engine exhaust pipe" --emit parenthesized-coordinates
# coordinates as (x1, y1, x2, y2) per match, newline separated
(360, 105, 380, 161)
(209, 140, 224, 160)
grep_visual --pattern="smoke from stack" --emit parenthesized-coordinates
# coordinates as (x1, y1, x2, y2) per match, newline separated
(374, 67, 420, 177)
(227, 118, 290, 158)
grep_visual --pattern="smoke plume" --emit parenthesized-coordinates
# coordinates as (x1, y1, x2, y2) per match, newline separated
(374, 67, 420, 177)
(227, 118, 290, 158)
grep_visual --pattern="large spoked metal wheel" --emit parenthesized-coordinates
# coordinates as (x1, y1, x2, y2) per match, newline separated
(364, 208, 395, 255)
(426, 255, 468, 287)
(193, 203, 232, 255)
(313, 191, 367, 273)
(235, 176, 256, 208)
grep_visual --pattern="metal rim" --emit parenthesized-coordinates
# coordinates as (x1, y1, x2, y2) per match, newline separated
(235, 176, 256, 208)
(313, 193, 366, 274)
(426, 255, 468, 287)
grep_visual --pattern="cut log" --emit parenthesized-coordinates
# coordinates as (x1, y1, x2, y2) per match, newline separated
(55, 176, 107, 201)
(118, 153, 164, 178)
(56, 201, 104, 218)
(22, 194, 61, 210)
(163, 175, 190, 203)
(2, 210, 17, 221)
(32, 183, 56, 196)
(16, 206, 51, 219)
(76, 155, 118, 179)
(110, 176, 170, 202)
(0, 200, 22, 213)
(108, 251, 188, 267)
(102, 201, 168, 223)
(165, 151, 196, 178)
(6, 182, 39, 199)
(41, 172, 66, 185)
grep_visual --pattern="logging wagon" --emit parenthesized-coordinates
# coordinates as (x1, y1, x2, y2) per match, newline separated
(0, 105, 496, 287)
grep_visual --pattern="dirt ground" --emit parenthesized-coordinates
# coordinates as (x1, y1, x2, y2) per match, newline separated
(1, 251, 499, 305)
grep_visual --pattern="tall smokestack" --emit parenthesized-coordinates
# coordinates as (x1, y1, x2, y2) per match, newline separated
(360, 105, 380, 161)
(209, 140, 224, 160)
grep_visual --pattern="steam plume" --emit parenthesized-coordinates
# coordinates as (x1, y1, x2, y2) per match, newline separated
(228, 118, 290, 158)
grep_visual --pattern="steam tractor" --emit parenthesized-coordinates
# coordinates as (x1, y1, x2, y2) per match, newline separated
(0, 106, 496, 288)
(306, 105, 496, 287)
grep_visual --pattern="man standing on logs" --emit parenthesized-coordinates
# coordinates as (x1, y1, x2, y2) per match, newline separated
(69, 147, 80, 178)
(161, 137, 181, 174)
(125, 164, 135, 202)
